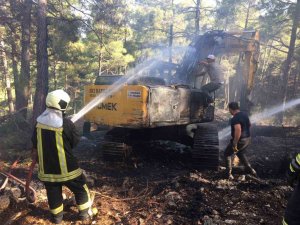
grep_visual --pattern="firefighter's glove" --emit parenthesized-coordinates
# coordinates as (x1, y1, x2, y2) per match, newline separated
(287, 170, 297, 187)
(287, 160, 300, 187)
(232, 145, 239, 153)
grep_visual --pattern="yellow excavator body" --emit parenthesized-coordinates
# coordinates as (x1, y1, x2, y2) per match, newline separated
(84, 85, 149, 127)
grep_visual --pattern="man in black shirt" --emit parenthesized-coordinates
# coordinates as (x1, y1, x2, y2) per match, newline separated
(224, 102, 257, 179)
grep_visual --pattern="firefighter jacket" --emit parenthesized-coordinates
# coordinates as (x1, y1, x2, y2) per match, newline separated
(289, 153, 300, 175)
(32, 117, 82, 182)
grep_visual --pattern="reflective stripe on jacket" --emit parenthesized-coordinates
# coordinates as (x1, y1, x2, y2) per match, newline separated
(32, 119, 81, 182)
(290, 153, 300, 173)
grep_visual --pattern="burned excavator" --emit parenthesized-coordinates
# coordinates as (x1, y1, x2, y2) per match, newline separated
(83, 30, 260, 170)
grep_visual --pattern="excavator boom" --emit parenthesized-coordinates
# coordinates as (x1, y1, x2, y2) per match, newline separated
(176, 30, 260, 111)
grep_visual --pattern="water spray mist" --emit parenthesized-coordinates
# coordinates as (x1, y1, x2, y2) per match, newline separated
(71, 60, 158, 123)
(218, 98, 300, 140)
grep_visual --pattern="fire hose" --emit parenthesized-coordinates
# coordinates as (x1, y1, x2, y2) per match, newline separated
(0, 158, 37, 203)
(0, 171, 36, 203)
(25, 158, 37, 203)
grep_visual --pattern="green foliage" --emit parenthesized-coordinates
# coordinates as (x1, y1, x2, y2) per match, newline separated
(48, 19, 81, 61)
(215, 0, 259, 30)
(103, 40, 135, 73)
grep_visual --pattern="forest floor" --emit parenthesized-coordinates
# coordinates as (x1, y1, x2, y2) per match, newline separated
(0, 116, 300, 225)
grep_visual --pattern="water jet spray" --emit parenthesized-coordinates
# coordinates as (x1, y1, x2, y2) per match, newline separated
(71, 60, 159, 123)
(218, 98, 300, 140)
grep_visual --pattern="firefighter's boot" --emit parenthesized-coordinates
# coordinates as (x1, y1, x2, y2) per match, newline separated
(79, 208, 90, 221)
(51, 212, 63, 224)
(78, 207, 98, 221)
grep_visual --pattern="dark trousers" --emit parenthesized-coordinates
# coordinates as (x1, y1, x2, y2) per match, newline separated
(283, 181, 300, 225)
(201, 82, 222, 93)
(224, 137, 252, 173)
(44, 174, 90, 217)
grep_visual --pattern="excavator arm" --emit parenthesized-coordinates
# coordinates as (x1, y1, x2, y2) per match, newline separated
(176, 30, 260, 112)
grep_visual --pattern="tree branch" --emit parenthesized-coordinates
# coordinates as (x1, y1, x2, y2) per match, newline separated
(263, 44, 288, 54)
(0, 16, 18, 25)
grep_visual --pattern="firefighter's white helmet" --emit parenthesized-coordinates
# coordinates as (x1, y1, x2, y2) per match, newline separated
(46, 90, 70, 111)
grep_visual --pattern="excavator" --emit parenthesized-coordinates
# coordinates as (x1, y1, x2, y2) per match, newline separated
(82, 30, 260, 170)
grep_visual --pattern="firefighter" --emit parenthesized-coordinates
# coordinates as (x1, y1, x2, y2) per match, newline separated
(283, 153, 300, 225)
(194, 54, 223, 93)
(224, 102, 257, 179)
(31, 90, 92, 224)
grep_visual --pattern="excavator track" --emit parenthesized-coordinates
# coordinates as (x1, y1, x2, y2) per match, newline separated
(191, 123, 219, 170)
(102, 130, 132, 161)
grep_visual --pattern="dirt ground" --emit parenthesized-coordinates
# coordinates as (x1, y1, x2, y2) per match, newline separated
(0, 121, 299, 225)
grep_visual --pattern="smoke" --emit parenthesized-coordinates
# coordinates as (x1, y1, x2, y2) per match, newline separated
(140, 45, 195, 85)
(71, 58, 163, 123)
(71, 43, 200, 123)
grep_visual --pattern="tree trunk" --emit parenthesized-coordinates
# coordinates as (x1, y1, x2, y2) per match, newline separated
(168, 23, 173, 64)
(280, 0, 300, 123)
(261, 41, 273, 80)
(32, 0, 49, 124)
(168, 0, 174, 76)
(195, 0, 201, 35)
(64, 62, 68, 89)
(7, 25, 21, 109)
(98, 24, 104, 76)
(98, 50, 103, 75)
(0, 40, 14, 113)
(19, 0, 32, 119)
(53, 60, 57, 90)
(244, 1, 251, 29)
(8, 0, 21, 111)
(292, 62, 300, 97)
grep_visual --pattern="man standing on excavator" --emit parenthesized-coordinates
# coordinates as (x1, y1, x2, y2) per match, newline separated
(31, 90, 94, 224)
(283, 153, 300, 225)
(194, 54, 223, 93)
(224, 102, 257, 180)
